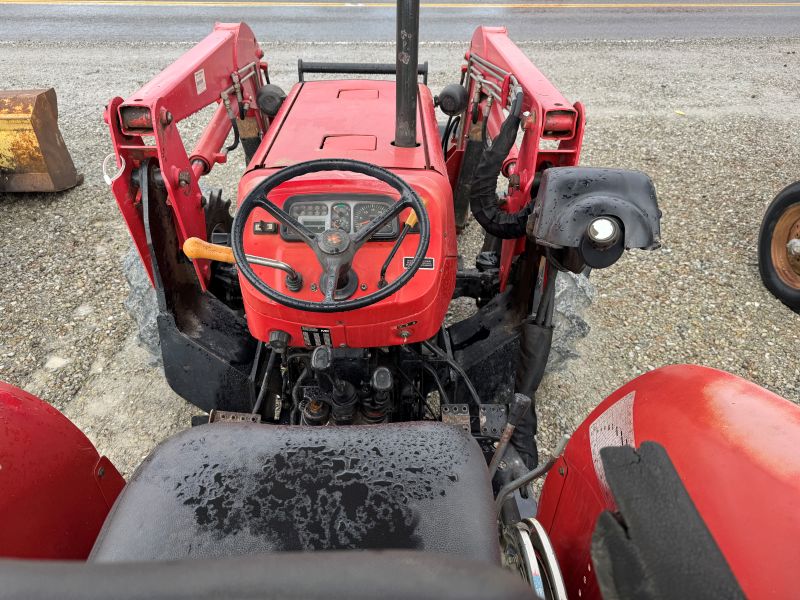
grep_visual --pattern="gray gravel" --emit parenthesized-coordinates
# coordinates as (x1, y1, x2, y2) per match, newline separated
(1, 37, 799, 475)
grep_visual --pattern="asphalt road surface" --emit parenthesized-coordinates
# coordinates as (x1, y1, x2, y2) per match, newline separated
(2, 0, 800, 42)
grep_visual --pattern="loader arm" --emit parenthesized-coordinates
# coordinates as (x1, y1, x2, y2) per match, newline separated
(455, 26, 586, 288)
(104, 22, 269, 289)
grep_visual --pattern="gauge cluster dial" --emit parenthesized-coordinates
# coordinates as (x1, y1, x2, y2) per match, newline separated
(288, 202, 328, 234)
(353, 202, 394, 236)
(331, 203, 351, 232)
(280, 194, 400, 241)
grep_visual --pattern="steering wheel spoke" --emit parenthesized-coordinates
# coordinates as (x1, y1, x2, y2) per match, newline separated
(321, 263, 343, 304)
(352, 196, 411, 247)
(255, 197, 316, 245)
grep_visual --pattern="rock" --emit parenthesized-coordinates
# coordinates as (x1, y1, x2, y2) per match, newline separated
(73, 303, 93, 318)
(44, 355, 70, 370)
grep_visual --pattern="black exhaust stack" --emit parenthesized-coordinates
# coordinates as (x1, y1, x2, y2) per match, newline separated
(394, 0, 420, 147)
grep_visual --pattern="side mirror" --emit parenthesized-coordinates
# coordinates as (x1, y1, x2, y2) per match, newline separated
(527, 167, 661, 271)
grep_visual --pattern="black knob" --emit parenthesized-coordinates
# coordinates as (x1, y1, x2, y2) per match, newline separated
(371, 367, 393, 393)
(256, 84, 287, 117)
(310, 345, 332, 372)
(437, 84, 468, 117)
(269, 330, 290, 353)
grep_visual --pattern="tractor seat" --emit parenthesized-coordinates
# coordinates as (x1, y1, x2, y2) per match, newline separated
(90, 422, 500, 563)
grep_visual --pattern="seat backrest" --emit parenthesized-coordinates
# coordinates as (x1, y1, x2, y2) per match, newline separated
(0, 551, 536, 600)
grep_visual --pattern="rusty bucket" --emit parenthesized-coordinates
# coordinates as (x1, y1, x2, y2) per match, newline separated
(0, 88, 82, 193)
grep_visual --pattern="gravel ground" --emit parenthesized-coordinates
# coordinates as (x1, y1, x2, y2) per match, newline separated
(1, 37, 799, 475)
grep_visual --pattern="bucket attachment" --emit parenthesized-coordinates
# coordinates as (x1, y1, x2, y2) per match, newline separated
(0, 88, 83, 193)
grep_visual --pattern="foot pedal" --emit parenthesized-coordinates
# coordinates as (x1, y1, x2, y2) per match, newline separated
(208, 409, 262, 424)
(441, 403, 470, 432)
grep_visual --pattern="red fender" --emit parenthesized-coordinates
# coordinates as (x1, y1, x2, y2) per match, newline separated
(537, 365, 800, 600)
(0, 382, 124, 559)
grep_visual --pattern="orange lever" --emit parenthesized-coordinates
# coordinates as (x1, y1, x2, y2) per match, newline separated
(183, 237, 235, 264)
(404, 197, 428, 228)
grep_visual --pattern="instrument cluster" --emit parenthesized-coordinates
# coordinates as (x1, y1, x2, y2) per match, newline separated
(280, 194, 400, 241)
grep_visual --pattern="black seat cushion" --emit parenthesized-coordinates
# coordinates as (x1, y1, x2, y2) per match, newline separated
(90, 422, 499, 564)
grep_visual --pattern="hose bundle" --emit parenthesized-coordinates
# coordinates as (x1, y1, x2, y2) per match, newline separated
(468, 93, 533, 240)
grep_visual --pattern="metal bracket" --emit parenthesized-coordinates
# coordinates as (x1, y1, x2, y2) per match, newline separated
(453, 267, 499, 300)
(441, 403, 470, 432)
(208, 409, 262, 424)
(480, 404, 508, 438)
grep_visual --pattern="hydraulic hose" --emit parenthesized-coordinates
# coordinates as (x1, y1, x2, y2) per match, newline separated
(290, 367, 310, 425)
(252, 349, 277, 416)
(469, 92, 533, 240)
(226, 118, 241, 153)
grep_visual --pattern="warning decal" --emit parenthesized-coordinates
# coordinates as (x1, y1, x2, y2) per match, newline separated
(403, 257, 435, 270)
(302, 326, 332, 347)
(588, 391, 635, 508)
(194, 69, 207, 95)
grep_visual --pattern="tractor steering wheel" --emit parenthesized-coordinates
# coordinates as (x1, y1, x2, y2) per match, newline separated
(232, 159, 430, 313)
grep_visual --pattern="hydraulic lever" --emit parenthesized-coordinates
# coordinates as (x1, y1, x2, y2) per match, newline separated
(182, 237, 302, 291)
(310, 346, 359, 424)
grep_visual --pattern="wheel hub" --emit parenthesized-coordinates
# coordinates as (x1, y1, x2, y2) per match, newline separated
(771, 204, 800, 287)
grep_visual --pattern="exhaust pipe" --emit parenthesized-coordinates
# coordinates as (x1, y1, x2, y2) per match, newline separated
(394, 0, 419, 148)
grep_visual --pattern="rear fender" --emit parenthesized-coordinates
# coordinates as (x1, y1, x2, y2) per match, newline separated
(0, 382, 124, 559)
(536, 365, 800, 600)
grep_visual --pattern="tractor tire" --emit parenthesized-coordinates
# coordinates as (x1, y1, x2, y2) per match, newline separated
(548, 271, 596, 372)
(122, 188, 233, 365)
(758, 182, 800, 313)
(123, 247, 161, 365)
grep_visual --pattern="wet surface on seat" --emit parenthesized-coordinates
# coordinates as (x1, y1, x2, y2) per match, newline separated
(175, 433, 466, 551)
(90, 422, 499, 563)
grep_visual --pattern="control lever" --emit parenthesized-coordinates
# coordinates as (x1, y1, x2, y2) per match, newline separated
(182, 237, 302, 291)
(488, 393, 532, 478)
(310, 345, 331, 369)
(371, 367, 393, 399)
(310, 346, 358, 424)
(362, 367, 393, 423)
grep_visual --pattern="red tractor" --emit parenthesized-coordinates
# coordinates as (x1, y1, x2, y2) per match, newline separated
(7, 3, 797, 598)
(102, 10, 659, 472)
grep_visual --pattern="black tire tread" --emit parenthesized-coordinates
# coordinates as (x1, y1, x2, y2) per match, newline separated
(757, 181, 800, 313)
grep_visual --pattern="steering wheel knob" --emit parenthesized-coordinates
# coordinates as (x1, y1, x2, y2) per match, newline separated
(318, 229, 351, 255)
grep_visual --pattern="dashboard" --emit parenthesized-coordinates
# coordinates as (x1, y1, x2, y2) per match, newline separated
(280, 194, 400, 242)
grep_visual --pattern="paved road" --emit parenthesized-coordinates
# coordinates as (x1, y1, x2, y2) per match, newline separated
(1, 0, 800, 41)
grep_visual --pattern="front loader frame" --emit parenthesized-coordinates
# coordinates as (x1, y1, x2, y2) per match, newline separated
(447, 27, 586, 288)
(104, 23, 268, 291)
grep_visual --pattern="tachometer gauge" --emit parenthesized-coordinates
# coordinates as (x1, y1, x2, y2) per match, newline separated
(354, 202, 393, 236)
(331, 203, 351, 232)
